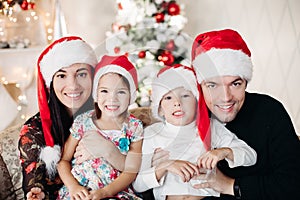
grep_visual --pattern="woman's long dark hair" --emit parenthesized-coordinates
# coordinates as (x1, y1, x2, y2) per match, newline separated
(48, 67, 94, 147)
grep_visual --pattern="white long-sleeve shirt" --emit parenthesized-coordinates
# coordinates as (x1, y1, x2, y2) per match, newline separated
(133, 118, 257, 199)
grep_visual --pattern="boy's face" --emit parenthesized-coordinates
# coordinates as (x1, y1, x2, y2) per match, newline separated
(159, 87, 197, 126)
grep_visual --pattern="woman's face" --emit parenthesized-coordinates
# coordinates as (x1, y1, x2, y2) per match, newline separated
(52, 63, 92, 114)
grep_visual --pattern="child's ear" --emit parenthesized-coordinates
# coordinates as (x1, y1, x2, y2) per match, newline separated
(158, 106, 164, 117)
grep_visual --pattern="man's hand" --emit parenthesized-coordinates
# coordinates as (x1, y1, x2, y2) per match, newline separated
(151, 147, 170, 167)
(192, 167, 235, 195)
(26, 187, 45, 200)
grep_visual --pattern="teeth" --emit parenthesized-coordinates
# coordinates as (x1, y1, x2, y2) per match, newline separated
(173, 111, 183, 116)
(219, 105, 232, 109)
(67, 93, 80, 98)
(106, 105, 118, 110)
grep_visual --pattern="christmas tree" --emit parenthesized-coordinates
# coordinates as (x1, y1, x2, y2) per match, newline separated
(106, 0, 190, 107)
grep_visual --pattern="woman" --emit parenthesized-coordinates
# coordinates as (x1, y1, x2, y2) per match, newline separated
(18, 36, 98, 200)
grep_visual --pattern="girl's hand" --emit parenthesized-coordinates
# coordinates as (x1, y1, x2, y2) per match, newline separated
(69, 185, 89, 200)
(26, 187, 45, 200)
(151, 147, 170, 167)
(197, 148, 232, 169)
(163, 160, 199, 182)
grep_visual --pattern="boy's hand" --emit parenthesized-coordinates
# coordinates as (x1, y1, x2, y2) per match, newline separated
(197, 148, 232, 169)
(163, 160, 199, 182)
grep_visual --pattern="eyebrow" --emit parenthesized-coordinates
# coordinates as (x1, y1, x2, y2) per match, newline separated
(231, 78, 243, 83)
(57, 68, 89, 73)
(205, 77, 243, 84)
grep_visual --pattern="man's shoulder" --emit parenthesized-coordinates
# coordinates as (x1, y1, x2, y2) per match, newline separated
(246, 92, 283, 108)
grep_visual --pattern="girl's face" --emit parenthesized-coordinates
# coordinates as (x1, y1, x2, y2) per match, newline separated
(159, 87, 197, 126)
(52, 63, 92, 115)
(96, 73, 130, 119)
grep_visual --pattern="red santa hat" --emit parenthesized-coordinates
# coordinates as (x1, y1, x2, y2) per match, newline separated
(37, 36, 97, 178)
(151, 64, 211, 150)
(191, 29, 253, 83)
(92, 55, 138, 105)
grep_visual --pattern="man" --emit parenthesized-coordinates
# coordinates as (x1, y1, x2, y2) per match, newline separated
(191, 29, 300, 199)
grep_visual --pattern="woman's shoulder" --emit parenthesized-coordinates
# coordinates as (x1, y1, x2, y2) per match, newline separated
(20, 113, 42, 135)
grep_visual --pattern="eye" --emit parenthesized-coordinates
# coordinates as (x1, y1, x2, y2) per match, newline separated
(99, 89, 108, 93)
(232, 81, 242, 87)
(206, 83, 216, 88)
(117, 90, 127, 94)
(182, 94, 191, 98)
(77, 72, 87, 78)
(163, 96, 172, 100)
(55, 73, 66, 79)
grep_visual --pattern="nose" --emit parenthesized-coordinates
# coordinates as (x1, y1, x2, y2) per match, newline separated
(67, 76, 78, 89)
(222, 86, 233, 102)
(174, 99, 181, 107)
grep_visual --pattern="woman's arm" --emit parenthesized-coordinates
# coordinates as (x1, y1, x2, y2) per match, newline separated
(73, 130, 126, 170)
(18, 123, 47, 197)
(88, 140, 143, 199)
(57, 135, 89, 199)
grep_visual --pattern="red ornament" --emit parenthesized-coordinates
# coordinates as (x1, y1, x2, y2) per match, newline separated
(158, 51, 175, 66)
(114, 47, 120, 54)
(21, 1, 29, 10)
(166, 40, 175, 51)
(168, 2, 180, 16)
(138, 51, 146, 58)
(118, 2, 123, 10)
(28, 2, 35, 10)
(155, 13, 165, 23)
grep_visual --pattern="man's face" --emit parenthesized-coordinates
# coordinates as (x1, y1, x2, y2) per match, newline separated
(201, 76, 247, 123)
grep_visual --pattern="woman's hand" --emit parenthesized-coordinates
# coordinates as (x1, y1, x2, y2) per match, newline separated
(26, 187, 45, 200)
(74, 131, 125, 171)
(87, 188, 110, 200)
(69, 184, 89, 200)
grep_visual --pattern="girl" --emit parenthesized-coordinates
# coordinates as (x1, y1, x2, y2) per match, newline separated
(57, 55, 143, 200)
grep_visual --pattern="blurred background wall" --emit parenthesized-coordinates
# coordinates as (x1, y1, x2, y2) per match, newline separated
(1, 0, 299, 134)
(60, 0, 300, 133)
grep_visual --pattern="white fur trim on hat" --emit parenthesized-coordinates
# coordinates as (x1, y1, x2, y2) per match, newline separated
(93, 65, 137, 104)
(39, 145, 61, 179)
(40, 39, 97, 87)
(192, 48, 253, 83)
(151, 67, 199, 120)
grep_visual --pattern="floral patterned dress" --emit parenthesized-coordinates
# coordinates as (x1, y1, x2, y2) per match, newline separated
(57, 110, 143, 200)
